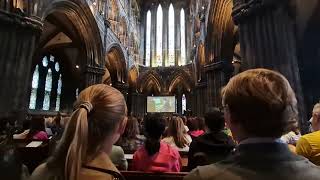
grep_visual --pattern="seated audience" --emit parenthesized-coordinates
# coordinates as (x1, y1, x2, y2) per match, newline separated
(188, 109, 235, 170)
(27, 118, 48, 141)
(30, 84, 127, 180)
(162, 116, 192, 152)
(110, 145, 128, 170)
(185, 69, 320, 180)
(296, 103, 320, 165)
(13, 120, 30, 139)
(0, 144, 29, 180)
(117, 116, 145, 152)
(187, 117, 205, 138)
(132, 114, 181, 172)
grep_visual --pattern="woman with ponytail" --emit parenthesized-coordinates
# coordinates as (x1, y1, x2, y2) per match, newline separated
(132, 114, 181, 172)
(30, 84, 127, 180)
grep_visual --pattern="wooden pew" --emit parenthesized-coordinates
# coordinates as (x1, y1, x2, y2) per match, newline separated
(14, 139, 50, 173)
(121, 171, 188, 180)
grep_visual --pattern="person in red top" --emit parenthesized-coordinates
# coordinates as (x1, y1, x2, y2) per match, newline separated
(132, 114, 181, 172)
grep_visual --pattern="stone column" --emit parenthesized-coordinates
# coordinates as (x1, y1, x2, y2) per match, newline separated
(150, 6, 157, 67)
(0, 10, 42, 121)
(232, 0, 307, 132)
(174, 4, 181, 66)
(162, 3, 169, 66)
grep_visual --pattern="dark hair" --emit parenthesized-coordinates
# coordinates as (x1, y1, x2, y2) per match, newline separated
(204, 109, 225, 132)
(22, 120, 31, 130)
(122, 116, 139, 139)
(144, 114, 166, 156)
(27, 117, 45, 139)
(222, 68, 298, 138)
(187, 117, 204, 131)
(0, 145, 22, 180)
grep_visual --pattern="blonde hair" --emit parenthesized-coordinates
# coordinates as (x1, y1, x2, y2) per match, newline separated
(312, 103, 320, 115)
(222, 68, 298, 137)
(167, 116, 189, 148)
(47, 84, 127, 180)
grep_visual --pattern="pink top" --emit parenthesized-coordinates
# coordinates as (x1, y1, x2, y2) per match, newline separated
(33, 131, 48, 140)
(189, 130, 205, 138)
(132, 142, 181, 172)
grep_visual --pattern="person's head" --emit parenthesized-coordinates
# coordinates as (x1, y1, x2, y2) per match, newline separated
(167, 116, 189, 148)
(27, 117, 45, 138)
(122, 116, 139, 139)
(22, 120, 30, 131)
(197, 117, 205, 130)
(0, 145, 22, 180)
(204, 108, 225, 133)
(144, 114, 166, 156)
(222, 69, 297, 142)
(187, 117, 198, 131)
(311, 103, 320, 131)
(47, 84, 127, 180)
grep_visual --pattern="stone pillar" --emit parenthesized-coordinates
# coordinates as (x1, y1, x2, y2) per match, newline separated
(162, 3, 169, 66)
(232, 0, 307, 132)
(150, 6, 157, 67)
(0, 10, 42, 121)
(174, 5, 181, 66)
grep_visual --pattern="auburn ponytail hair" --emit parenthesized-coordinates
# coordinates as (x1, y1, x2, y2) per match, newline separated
(144, 114, 166, 156)
(47, 84, 127, 180)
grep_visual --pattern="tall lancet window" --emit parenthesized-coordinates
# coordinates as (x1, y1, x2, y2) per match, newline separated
(43, 68, 52, 110)
(180, 8, 186, 66)
(55, 74, 62, 111)
(29, 65, 39, 109)
(182, 94, 186, 114)
(155, 4, 163, 67)
(145, 10, 151, 66)
(167, 4, 175, 66)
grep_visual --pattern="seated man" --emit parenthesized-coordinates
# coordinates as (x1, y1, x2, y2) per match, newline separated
(185, 69, 320, 180)
(296, 103, 320, 165)
(188, 109, 235, 170)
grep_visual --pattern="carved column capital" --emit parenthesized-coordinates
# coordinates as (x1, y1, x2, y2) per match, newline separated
(232, 0, 284, 25)
(84, 65, 106, 75)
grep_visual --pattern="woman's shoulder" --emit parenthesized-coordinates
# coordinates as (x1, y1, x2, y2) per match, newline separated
(160, 142, 181, 159)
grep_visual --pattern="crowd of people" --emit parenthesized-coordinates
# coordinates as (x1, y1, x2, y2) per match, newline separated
(0, 68, 320, 180)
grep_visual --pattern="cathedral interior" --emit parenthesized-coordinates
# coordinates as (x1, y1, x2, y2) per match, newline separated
(1, 0, 320, 132)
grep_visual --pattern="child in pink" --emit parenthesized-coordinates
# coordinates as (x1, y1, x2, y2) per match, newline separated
(132, 142, 181, 172)
(132, 114, 181, 172)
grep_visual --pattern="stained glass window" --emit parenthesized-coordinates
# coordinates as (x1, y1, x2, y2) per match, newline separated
(145, 11, 151, 67)
(42, 57, 48, 67)
(168, 4, 175, 66)
(29, 65, 39, 109)
(55, 62, 60, 72)
(76, 88, 79, 99)
(43, 68, 52, 110)
(180, 9, 186, 66)
(155, 4, 163, 67)
(50, 55, 54, 62)
(55, 74, 62, 111)
(182, 94, 186, 114)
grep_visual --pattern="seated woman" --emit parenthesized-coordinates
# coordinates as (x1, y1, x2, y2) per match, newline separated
(132, 114, 181, 172)
(187, 117, 205, 138)
(117, 116, 144, 152)
(162, 116, 192, 152)
(27, 117, 48, 141)
(30, 84, 127, 180)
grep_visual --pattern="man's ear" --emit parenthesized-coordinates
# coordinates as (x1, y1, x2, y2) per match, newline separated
(117, 117, 127, 134)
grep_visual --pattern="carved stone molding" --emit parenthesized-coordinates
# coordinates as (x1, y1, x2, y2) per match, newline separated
(0, 10, 42, 32)
(84, 65, 106, 75)
(232, 0, 281, 24)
